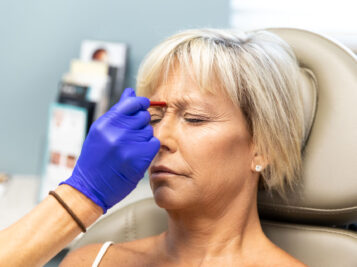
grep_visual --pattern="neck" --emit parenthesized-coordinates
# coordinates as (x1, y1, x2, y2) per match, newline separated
(160, 188, 267, 263)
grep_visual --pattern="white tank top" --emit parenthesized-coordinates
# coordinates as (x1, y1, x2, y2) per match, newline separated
(92, 241, 114, 267)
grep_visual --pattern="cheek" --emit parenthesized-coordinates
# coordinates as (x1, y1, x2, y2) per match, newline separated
(179, 124, 253, 180)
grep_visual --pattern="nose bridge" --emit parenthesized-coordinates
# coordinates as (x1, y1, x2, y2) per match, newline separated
(154, 112, 177, 150)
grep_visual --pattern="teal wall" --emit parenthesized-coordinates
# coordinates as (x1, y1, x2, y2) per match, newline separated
(0, 0, 229, 174)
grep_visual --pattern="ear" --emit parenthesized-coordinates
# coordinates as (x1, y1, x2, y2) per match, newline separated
(250, 151, 268, 173)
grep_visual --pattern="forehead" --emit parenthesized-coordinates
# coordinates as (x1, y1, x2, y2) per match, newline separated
(149, 68, 232, 108)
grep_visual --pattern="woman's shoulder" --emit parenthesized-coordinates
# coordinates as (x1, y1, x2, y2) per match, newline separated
(272, 251, 308, 267)
(105, 236, 160, 266)
(260, 243, 308, 267)
(60, 235, 161, 267)
(59, 243, 104, 267)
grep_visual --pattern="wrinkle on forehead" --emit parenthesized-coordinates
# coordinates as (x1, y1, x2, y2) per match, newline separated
(153, 94, 214, 110)
(148, 65, 239, 116)
(151, 67, 216, 97)
(154, 62, 223, 97)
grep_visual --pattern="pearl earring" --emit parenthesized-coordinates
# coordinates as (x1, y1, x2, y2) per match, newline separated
(255, 165, 262, 172)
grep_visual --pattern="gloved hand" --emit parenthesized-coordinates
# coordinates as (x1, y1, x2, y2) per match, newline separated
(60, 88, 160, 213)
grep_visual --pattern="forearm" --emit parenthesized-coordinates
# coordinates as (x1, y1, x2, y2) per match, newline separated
(0, 184, 102, 267)
(0, 88, 157, 266)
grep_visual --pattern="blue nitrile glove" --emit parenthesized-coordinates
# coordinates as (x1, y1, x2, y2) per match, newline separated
(60, 88, 160, 213)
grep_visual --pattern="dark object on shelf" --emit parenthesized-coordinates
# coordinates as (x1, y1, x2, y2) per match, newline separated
(57, 82, 95, 134)
(58, 82, 89, 102)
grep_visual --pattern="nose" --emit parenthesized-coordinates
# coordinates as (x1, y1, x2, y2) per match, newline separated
(154, 114, 178, 153)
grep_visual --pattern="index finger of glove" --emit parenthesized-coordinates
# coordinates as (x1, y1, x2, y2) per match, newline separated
(119, 88, 136, 103)
(112, 96, 150, 116)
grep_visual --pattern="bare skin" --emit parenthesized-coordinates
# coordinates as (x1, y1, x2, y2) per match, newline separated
(61, 68, 307, 267)
(0, 185, 102, 267)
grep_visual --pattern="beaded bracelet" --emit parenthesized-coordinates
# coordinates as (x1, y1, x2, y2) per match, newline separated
(49, 190, 87, 233)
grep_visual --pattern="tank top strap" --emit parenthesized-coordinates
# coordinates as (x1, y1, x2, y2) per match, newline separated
(92, 241, 114, 267)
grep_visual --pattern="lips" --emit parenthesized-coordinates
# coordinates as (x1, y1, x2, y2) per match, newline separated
(150, 165, 179, 176)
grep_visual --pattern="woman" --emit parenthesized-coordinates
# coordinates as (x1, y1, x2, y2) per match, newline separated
(61, 28, 307, 266)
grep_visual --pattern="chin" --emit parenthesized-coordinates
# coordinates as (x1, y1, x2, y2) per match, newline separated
(152, 185, 189, 210)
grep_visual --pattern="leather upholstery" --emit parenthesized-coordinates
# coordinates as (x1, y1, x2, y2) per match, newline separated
(70, 198, 168, 250)
(263, 221, 357, 266)
(298, 67, 317, 145)
(258, 28, 357, 225)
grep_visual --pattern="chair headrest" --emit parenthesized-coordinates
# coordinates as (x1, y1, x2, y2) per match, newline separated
(258, 28, 357, 225)
(299, 67, 318, 146)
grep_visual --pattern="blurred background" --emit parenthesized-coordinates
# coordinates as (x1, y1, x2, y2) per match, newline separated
(0, 0, 355, 175)
(0, 0, 229, 175)
(0, 0, 355, 265)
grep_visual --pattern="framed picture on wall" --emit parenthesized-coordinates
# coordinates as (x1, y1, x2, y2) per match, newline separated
(80, 40, 128, 107)
(39, 103, 87, 201)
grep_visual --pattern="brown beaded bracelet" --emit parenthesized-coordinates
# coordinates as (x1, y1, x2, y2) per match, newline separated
(49, 190, 87, 233)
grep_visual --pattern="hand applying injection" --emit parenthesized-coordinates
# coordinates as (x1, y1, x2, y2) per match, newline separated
(60, 88, 162, 213)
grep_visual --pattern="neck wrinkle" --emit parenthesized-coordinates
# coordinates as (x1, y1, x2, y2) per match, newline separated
(162, 188, 265, 263)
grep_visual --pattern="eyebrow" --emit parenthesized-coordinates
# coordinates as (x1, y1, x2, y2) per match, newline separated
(175, 98, 215, 112)
(149, 97, 213, 111)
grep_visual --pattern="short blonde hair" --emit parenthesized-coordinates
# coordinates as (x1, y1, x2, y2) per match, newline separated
(136, 29, 304, 196)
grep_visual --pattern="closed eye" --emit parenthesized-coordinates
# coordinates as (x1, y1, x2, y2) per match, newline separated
(185, 118, 206, 124)
(150, 118, 161, 125)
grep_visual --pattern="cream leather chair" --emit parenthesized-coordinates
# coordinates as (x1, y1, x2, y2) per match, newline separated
(70, 28, 357, 267)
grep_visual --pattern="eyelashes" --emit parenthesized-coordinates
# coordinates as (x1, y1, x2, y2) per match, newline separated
(150, 118, 161, 125)
(184, 118, 206, 124)
(149, 115, 207, 125)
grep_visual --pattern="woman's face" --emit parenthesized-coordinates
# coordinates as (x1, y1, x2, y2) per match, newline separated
(148, 70, 258, 211)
